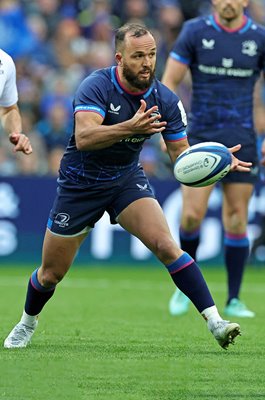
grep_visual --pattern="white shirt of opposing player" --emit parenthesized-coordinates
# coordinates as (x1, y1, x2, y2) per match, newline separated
(0, 49, 18, 107)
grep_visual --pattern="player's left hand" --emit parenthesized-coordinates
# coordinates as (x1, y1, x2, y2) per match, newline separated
(228, 144, 252, 172)
(9, 132, 33, 155)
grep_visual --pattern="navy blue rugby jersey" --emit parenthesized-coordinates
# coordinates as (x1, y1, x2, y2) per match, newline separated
(170, 14, 265, 144)
(59, 66, 187, 186)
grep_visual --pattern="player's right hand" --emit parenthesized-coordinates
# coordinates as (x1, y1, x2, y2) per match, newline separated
(9, 132, 33, 155)
(130, 99, 167, 134)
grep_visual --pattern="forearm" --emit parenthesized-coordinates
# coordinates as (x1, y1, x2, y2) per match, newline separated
(76, 120, 137, 150)
(75, 100, 166, 150)
(0, 106, 22, 135)
(166, 138, 190, 163)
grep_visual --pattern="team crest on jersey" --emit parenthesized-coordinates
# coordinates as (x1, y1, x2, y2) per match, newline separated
(242, 41, 257, 57)
(202, 38, 215, 50)
(108, 103, 121, 114)
(222, 58, 233, 68)
(150, 110, 160, 122)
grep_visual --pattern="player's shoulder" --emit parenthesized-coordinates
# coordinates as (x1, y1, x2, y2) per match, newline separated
(248, 19, 265, 39)
(154, 79, 180, 106)
(80, 67, 113, 89)
(182, 16, 209, 34)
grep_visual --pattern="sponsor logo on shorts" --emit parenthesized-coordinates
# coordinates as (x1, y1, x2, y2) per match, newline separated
(54, 213, 70, 228)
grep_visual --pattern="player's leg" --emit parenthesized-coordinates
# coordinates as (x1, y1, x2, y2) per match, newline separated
(118, 197, 241, 349)
(180, 184, 214, 256)
(4, 229, 87, 348)
(222, 182, 255, 317)
(169, 184, 214, 316)
(4, 180, 109, 349)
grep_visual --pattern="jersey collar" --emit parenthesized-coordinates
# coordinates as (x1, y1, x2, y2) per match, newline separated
(208, 14, 252, 34)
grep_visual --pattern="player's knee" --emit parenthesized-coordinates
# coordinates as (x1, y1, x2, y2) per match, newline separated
(153, 236, 178, 262)
(38, 267, 65, 287)
(182, 211, 203, 230)
(224, 210, 247, 232)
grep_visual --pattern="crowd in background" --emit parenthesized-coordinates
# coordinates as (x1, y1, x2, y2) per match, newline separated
(0, 0, 265, 178)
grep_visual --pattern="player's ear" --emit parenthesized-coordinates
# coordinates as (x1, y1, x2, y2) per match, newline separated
(115, 52, 123, 66)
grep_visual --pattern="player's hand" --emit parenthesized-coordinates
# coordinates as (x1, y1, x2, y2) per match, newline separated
(129, 99, 167, 134)
(228, 144, 252, 172)
(9, 132, 33, 155)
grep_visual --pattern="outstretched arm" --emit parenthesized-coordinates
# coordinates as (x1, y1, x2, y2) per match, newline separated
(161, 140, 252, 173)
(1, 104, 32, 154)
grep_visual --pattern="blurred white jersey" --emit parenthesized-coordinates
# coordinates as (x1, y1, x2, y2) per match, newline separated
(0, 49, 18, 107)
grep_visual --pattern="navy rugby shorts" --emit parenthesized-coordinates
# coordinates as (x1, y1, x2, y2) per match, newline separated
(47, 166, 155, 236)
(188, 128, 259, 184)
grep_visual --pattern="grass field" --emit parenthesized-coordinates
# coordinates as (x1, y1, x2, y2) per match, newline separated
(0, 265, 264, 400)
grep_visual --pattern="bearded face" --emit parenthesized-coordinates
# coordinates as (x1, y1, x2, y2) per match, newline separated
(122, 60, 156, 90)
(212, 0, 248, 22)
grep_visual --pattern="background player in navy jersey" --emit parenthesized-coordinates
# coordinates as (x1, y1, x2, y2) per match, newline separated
(162, 0, 265, 318)
(0, 48, 32, 155)
(4, 23, 250, 350)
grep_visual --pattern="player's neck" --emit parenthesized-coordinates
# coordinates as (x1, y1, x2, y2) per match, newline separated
(214, 12, 247, 31)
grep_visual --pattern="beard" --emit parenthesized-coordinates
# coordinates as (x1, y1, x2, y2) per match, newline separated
(220, 5, 238, 21)
(122, 63, 155, 90)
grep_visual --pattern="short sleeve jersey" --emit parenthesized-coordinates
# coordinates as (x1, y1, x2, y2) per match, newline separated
(59, 66, 187, 187)
(170, 15, 265, 138)
(0, 49, 18, 107)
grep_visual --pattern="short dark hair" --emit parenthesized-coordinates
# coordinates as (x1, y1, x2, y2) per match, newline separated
(115, 23, 153, 51)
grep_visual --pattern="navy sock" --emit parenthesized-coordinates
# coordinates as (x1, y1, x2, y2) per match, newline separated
(166, 253, 215, 312)
(24, 268, 56, 316)
(179, 226, 200, 261)
(224, 232, 249, 304)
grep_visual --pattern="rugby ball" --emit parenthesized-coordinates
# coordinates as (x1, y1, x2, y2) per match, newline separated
(173, 142, 232, 187)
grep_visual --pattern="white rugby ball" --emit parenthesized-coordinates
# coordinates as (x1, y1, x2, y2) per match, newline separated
(173, 142, 232, 187)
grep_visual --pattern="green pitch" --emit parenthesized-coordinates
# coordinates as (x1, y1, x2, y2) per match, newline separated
(0, 265, 264, 400)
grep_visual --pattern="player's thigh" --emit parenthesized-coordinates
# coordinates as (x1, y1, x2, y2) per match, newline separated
(117, 197, 182, 263)
(41, 229, 88, 281)
(181, 184, 214, 224)
(222, 183, 254, 232)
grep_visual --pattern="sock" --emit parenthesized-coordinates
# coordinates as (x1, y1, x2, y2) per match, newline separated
(24, 268, 56, 316)
(165, 253, 215, 313)
(224, 232, 249, 304)
(201, 305, 222, 322)
(21, 310, 38, 328)
(179, 226, 200, 260)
